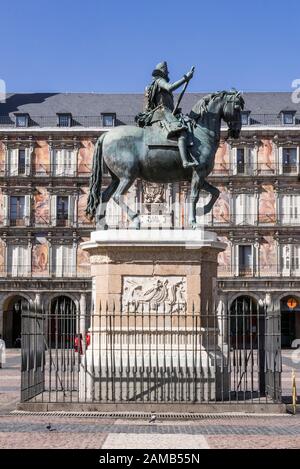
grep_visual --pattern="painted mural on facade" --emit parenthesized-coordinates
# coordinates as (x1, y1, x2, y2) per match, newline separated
(78, 140, 94, 174)
(0, 240, 5, 276)
(259, 184, 276, 224)
(34, 187, 50, 225)
(32, 238, 48, 277)
(260, 236, 277, 276)
(0, 190, 3, 225)
(33, 140, 50, 175)
(0, 141, 5, 174)
(257, 139, 275, 174)
(77, 238, 90, 276)
(213, 186, 230, 224)
(217, 236, 231, 276)
(213, 141, 229, 175)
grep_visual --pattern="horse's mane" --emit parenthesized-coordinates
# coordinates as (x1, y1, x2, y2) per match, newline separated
(189, 90, 243, 120)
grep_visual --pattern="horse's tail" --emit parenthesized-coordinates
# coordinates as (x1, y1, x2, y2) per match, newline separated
(86, 133, 105, 219)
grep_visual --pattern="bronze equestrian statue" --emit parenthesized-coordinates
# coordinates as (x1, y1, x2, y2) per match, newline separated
(86, 65, 244, 229)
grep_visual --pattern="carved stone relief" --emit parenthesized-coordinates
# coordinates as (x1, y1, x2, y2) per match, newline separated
(122, 276, 187, 313)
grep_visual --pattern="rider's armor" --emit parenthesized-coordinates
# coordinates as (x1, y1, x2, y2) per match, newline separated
(142, 61, 198, 169)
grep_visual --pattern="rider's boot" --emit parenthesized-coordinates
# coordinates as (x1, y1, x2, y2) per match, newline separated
(178, 134, 198, 169)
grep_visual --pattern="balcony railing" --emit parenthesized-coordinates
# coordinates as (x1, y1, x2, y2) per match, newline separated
(0, 115, 136, 128)
(0, 113, 300, 129)
(0, 265, 91, 278)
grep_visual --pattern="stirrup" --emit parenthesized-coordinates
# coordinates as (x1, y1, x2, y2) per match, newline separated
(183, 161, 198, 168)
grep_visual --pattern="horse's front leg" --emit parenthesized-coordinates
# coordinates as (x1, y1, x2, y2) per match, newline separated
(202, 180, 220, 215)
(113, 177, 141, 229)
(96, 177, 119, 229)
(188, 170, 201, 229)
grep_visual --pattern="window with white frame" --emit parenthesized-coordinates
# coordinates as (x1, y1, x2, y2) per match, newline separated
(232, 147, 252, 175)
(280, 147, 298, 174)
(234, 193, 256, 225)
(282, 112, 295, 125)
(238, 244, 253, 276)
(9, 195, 30, 226)
(281, 244, 300, 276)
(52, 244, 76, 277)
(7, 244, 30, 277)
(53, 148, 76, 176)
(280, 194, 300, 224)
(196, 191, 212, 226)
(7, 147, 30, 176)
(50, 194, 75, 226)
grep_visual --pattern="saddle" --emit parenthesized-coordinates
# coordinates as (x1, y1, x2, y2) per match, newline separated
(144, 123, 178, 148)
(144, 121, 195, 149)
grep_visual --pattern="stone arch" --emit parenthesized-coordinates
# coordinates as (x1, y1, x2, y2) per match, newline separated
(229, 294, 260, 349)
(43, 292, 79, 313)
(228, 292, 261, 309)
(279, 294, 300, 348)
(48, 295, 78, 348)
(1, 293, 32, 347)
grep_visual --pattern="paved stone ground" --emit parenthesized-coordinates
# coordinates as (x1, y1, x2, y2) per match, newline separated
(1, 350, 300, 449)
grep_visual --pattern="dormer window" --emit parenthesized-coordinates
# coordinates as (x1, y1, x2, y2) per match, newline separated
(241, 112, 250, 126)
(282, 111, 295, 125)
(102, 113, 115, 127)
(15, 113, 29, 128)
(57, 113, 72, 127)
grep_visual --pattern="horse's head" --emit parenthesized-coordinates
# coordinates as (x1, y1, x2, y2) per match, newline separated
(190, 90, 245, 139)
(221, 90, 244, 139)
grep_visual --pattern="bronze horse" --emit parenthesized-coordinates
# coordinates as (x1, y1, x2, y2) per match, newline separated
(86, 90, 244, 228)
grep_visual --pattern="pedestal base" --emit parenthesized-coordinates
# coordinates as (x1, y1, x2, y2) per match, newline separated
(80, 230, 228, 403)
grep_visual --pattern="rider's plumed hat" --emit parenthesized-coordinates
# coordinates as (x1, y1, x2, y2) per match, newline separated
(152, 61, 169, 79)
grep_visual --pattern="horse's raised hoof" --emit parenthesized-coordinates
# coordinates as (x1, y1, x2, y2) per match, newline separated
(189, 221, 198, 230)
(131, 217, 141, 230)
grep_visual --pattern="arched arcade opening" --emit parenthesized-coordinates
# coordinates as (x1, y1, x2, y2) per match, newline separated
(3, 296, 29, 347)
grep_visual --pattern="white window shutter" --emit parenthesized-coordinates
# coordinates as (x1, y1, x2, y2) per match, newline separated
(54, 245, 63, 277)
(235, 194, 243, 225)
(12, 246, 19, 277)
(71, 245, 76, 277)
(51, 195, 57, 226)
(68, 195, 74, 226)
(54, 150, 63, 176)
(9, 149, 18, 176)
(25, 148, 31, 176)
(294, 245, 300, 275)
(281, 244, 290, 276)
(278, 148, 283, 175)
(24, 195, 31, 226)
(232, 148, 237, 175)
(3, 194, 9, 226)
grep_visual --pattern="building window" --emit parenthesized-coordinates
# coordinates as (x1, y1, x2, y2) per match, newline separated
(280, 195, 300, 224)
(53, 148, 76, 176)
(282, 148, 298, 174)
(282, 112, 295, 125)
(52, 245, 75, 277)
(56, 196, 69, 226)
(102, 114, 115, 127)
(281, 245, 300, 276)
(15, 114, 29, 128)
(241, 112, 249, 126)
(238, 245, 253, 276)
(235, 193, 256, 225)
(236, 148, 245, 174)
(57, 113, 72, 127)
(18, 149, 26, 175)
(10, 196, 25, 226)
(7, 245, 30, 277)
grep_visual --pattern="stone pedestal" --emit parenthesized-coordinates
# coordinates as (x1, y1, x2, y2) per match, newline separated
(79, 229, 229, 403)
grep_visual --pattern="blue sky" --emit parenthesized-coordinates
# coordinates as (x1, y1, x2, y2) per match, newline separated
(0, 0, 299, 93)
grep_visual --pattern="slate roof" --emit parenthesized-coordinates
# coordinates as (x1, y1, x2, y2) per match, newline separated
(0, 92, 299, 125)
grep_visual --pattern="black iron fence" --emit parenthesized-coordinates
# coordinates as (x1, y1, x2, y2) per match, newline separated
(20, 299, 282, 406)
